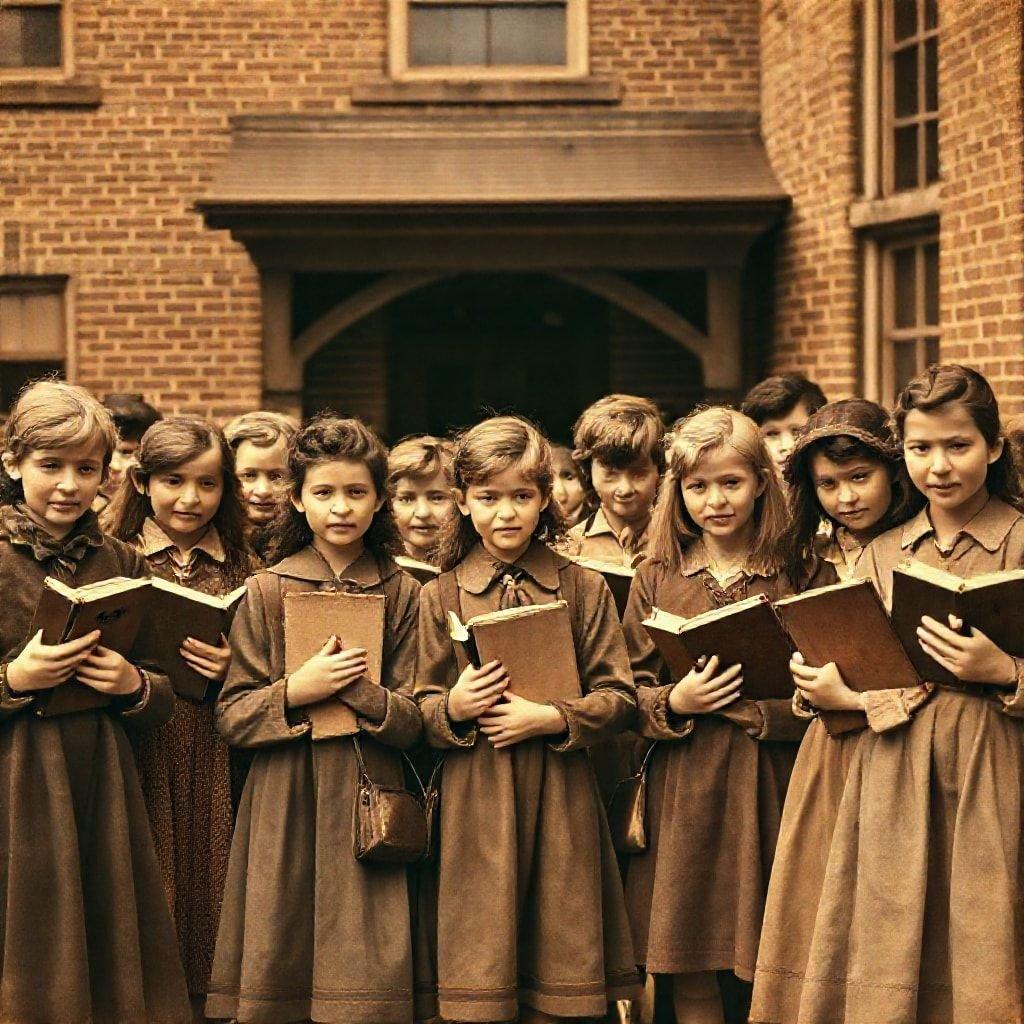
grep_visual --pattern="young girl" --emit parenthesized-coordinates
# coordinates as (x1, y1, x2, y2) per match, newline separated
(388, 434, 456, 563)
(751, 399, 922, 1023)
(103, 415, 256, 1010)
(750, 365, 1024, 1024)
(0, 380, 189, 1023)
(415, 415, 640, 1023)
(551, 443, 589, 528)
(621, 406, 831, 1024)
(207, 415, 423, 1024)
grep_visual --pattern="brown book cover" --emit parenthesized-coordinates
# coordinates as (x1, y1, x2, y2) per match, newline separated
(891, 562, 1024, 685)
(452, 600, 582, 704)
(775, 579, 922, 736)
(642, 594, 795, 701)
(283, 591, 385, 741)
(567, 556, 635, 620)
(32, 576, 152, 718)
(143, 577, 247, 701)
(394, 554, 441, 587)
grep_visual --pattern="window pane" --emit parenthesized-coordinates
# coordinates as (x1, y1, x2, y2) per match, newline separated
(409, 6, 488, 66)
(893, 246, 917, 328)
(925, 118, 939, 183)
(0, 6, 62, 69)
(894, 124, 919, 190)
(925, 336, 940, 367)
(0, 362, 64, 414)
(893, 340, 920, 393)
(894, 45, 919, 118)
(924, 0, 937, 30)
(924, 36, 937, 112)
(490, 5, 566, 65)
(893, 0, 917, 42)
(0, 290, 65, 358)
(923, 242, 939, 326)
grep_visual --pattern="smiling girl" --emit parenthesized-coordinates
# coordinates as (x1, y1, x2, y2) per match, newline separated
(416, 415, 639, 1024)
(752, 365, 1024, 1023)
(207, 415, 422, 1024)
(622, 407, 832, 1024)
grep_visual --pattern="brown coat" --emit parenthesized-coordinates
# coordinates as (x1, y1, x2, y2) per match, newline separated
(416, 540, 641, 1022)
(752, 497, 1024, 1024)
(207, 545, 423, 1024)
(621, 542, 827, 982)
(0, 507, 189, 1024)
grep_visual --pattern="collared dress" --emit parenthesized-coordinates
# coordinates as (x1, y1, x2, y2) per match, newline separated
(207, 546, 423, 1024)
(416, 540, 641, 1023)
(0, 505, 190, 1024)
(621, 541, 828, 988)
(563, 506, 649, 569)
(129, 517, 252, 998)
(751, 496, 1024, 1024)
(813, 524, 865, 583)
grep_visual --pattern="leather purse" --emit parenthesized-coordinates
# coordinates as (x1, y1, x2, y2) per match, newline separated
(606, 742, 656, 855)
(352, 736, 429, 864)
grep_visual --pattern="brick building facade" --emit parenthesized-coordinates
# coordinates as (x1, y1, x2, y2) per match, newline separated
(1, 0, 1021, 438)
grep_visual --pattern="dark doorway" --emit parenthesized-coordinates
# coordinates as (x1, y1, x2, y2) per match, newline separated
(387, 274, 609, 444)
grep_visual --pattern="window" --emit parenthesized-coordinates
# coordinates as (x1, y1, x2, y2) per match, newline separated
(0, 277, 67, 409)
(390, 0, 588, 79)
(0, 0, 71, 79)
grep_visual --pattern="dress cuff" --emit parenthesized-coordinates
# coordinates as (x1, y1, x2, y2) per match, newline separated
(645, 685, 695, 741)
(792, 691, 817, 720)
(0, 664, 34, 714)
(862, 684, 935, 733)
(341, 674, 389, 724)
(545, 701, 577, 752)
(999, 658, 1024, 718)
(438, 690, 478, 748)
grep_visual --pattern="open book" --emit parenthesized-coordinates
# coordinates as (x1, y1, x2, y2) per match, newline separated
(31, 576, 151, 717)
(394, 554, 441, 587)
(447, 600, 582, 704)
(566, 556, 635, 619)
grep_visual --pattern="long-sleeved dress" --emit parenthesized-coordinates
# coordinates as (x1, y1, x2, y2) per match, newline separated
(0, 504, 190, 1024)
(129, 517, 251, 997)
(206, 545, 423, 1024)
(751, 496, 1024, 1024)
(621, 541, 827, 989)
(415, 539, 641, 1023)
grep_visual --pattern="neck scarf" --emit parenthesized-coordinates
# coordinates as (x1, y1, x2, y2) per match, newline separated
(0, 503, 103, 580)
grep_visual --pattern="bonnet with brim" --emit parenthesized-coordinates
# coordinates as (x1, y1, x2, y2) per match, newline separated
(784, 398, 902, 488)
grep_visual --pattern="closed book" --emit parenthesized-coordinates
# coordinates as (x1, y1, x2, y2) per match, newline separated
(283, 591, 385, 741)
(567, 556, 635, 619)
(449, 601, 582, 704)
(32, 576, 152, 717)
(642, 593, 795, 701)
(775, 579, 921, 736)
(891, 561, 1024, 685)
(394, 554, 441, 587)
(144, 578, 247, 701)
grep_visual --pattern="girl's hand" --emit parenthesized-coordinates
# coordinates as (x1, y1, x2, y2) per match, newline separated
(286, 636, 368, 708)
(7, 629, 101, 693)
(790, 652, 864, 711)
(77, 645, 143, 697)
(181, 634, 232, 683)
(478, 691, 565, 749)
(668, 654, 743, 715)
(917, 614, 1018, 685)
(448, 660, 509, 723)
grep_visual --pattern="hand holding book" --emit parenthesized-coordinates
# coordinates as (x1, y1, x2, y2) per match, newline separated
(916, 613, 1018, 686)
(7, 628, 101, 694)
(788, 652, 866, 712)
(75, 645, 144, 698)
(667, 654, 743, 715)
(447, 660, 509, 723)
(478, 691, 566, 749)
(285, 635, 368, 710)
(179, 634, 232, 684)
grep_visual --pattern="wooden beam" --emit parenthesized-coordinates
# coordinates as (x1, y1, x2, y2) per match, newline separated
(261, 270, 301, 415)
(705, 267, 743, 391)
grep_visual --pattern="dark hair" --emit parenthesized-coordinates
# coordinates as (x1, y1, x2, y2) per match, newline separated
(781, 399, 923, 572)
(267, 415, 398, 564)
(740, 374, 827, 426)
(894, 364, 1024, 508)
(102, 393, 162, 443)
(102, 416, 254, 587)
(436, 415, 565, 572)
(571, 393, 666, 478)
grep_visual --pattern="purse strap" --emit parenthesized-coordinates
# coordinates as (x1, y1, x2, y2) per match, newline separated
(637, 740, 657, 777)
(352, 734, 430, 801)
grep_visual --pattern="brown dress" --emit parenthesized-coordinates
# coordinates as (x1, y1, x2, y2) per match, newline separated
(621, 542, 824, 987)
(751, 497, 1024, 1024)
(0, 505, 190, 1024)
(130, 518, 249, 997)
(206, 546, 423, 1024)
(416, 540, 641, 1022)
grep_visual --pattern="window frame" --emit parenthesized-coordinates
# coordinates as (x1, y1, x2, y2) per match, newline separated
(0, 0, 73, 82)
(388, 0, 588, 81)
(0, 274, 69, 360)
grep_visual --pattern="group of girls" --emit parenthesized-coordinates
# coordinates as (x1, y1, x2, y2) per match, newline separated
(0, 361, 1020, 1024)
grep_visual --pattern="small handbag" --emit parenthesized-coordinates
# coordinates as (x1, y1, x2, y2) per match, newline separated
(352, 736, 429, 864)
(606, 742, 657, 855)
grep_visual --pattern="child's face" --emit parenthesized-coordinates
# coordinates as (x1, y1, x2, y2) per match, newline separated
(551, 451, 585, 521)
(810, 452, 892, 537)
(902, 402, 1002, 512)
(456, 465, 549, 564)
(761, 400, 813, 473)
(5, 439, 107, 539)
(681, 445, 766, 540)
(105, 437, 140, 497)
(143, 443, 224, 546)
(391, 469, 455, 558)
(590, 455, 659, 527)
(235, 437, 290, 524)
(292, 458, 383, 554)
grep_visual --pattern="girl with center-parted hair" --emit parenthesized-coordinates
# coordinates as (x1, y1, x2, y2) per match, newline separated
(621, 406, 833, 1024)
(206, 415, 423, 1024)
(415, 414, 640, 1024)
(102, 415, 257, 1010)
